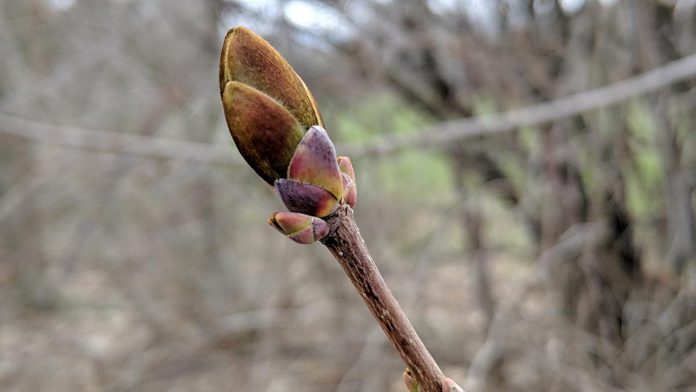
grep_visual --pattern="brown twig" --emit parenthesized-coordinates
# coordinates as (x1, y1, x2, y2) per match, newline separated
(321, 205, 450, 392)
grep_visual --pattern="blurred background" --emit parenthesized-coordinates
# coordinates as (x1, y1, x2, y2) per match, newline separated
(1, 0, 695, 391)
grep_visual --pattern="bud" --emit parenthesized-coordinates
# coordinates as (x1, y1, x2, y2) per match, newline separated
(275, 179, 339, 218)
(337, 156, 357, 208)
(220, 26, 323, 130)
(220, 26, 359, 243)
(274, 126, 343, 217)
(288, 126, 343, 199)
(220, 27, 324, 184)
(222, 81, 304, 183)
(268, 211, 329, 244)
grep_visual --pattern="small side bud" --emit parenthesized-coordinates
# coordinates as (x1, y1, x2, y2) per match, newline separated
(311, 217, 330, 239)
(268, 212, 329, 244)
(337, 156, 355, 182)
(341, 173, 357, 208)
(288, 126, 343, 200)
(337, 156, 357, 207)
(275, 179, 339, 218)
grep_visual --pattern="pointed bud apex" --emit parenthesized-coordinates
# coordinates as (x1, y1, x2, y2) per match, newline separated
(275, 179, 339, 218)
(269, 211, 312, 234)
(288, 126, 343, 199)
(338, 156, 357, 207)
(220, 26, 323, 130)
(403, 369, 420, 392)
(222, 81, 304, 184)
(268, 212, 329, 244)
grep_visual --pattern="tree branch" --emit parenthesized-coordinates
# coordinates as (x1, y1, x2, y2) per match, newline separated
(0, 113, 240, 164)
(2, 52, 695, 161)
(321, 205, 451, 392)
(342, 51, 696, 156)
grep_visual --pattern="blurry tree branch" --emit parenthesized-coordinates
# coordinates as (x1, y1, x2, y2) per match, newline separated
(344, 51, 696, 156)
(0, 112, 239, 164)
(2, 52, 696, 163)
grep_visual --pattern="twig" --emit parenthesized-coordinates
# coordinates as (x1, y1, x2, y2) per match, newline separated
(2, 53, 696, 162)
(321, 205, 447, 392)
(335, 202, 459, 391)
(342, 51, 696, 156)
(0, 113, 240, 165)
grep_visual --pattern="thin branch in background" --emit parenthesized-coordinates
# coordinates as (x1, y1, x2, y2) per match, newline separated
(2, 52, 696, 162)
(0, 170, 46, 225)
(344, 51, 696, 156)
(0, 113, 239, 164)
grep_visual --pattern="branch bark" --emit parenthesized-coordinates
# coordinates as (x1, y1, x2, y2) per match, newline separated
(321, 205, 457, 392)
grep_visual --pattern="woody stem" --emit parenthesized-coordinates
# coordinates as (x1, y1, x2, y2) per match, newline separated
(321, 205, 445, 392)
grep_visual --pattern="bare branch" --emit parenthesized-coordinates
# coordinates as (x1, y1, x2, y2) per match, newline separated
(343, 52, 696, 156)
(0, 113, 240, 165)
(322, 205, 448, 392)
(1, 52, 695, 162)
